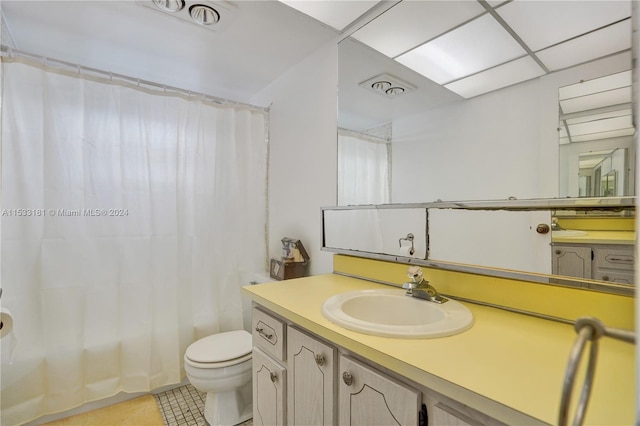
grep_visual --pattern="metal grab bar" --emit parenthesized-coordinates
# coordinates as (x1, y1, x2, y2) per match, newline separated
(558, 317, 635, 426)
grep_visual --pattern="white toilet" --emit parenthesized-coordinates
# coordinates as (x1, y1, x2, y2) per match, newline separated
(184, 330, 253, 426)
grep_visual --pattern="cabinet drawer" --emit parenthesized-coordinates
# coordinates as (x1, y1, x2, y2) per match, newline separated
(593, 247, 635, 271)
(252, 307, 286, 361)
(593, 268, 634, 285)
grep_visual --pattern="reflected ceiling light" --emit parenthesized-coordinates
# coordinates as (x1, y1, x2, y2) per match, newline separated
(444, 56, 545, 99)
(351, 0, 484, 58)
(560, 87, 632, 114)
(496, 1, 630, 52)
(570, 128, 635, 143)
(536, 20, 631, 71)
(396, 14, 526, 85)
(568, 115, 633, 137)
(559, 70, 631, 101)
(565, 108, 632, 126)
(152, 0, 185, 12)
(190, 4, 220, 25)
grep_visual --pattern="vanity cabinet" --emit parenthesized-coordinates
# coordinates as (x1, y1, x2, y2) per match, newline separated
(551, 243, 634, 284)
(592, 246, 634, 284)
(253, 348, 286, 426)
(287, 326, 336, 426)
(252, 307, 287, 426)
(551, 245, 592, 279)
(339, 355, 420, 425)
(250, 305, 513, 426)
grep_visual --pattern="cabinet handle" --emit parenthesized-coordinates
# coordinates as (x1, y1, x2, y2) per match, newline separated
(342, 371, 353, 386)
(255, 326, 273, 340)
(555, 250, 562, 255)
(602, 276, 610, 281)
(607, 256, 633, 263)
(270, 372, 277, 383)
(315, 354, 325, 366)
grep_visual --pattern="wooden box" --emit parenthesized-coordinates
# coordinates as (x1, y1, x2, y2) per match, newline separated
(269, 238, 310, 280)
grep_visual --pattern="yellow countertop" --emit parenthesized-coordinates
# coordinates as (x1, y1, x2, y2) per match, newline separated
(242, 274, 635, 425)
(552, 230, 635, 245)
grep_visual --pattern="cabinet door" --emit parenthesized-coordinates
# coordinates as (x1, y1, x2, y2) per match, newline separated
(253, 348, 286, 426)
(287, 327, 336, 426)
(552, 245, 592, 279)
(339, 355, 420, 426)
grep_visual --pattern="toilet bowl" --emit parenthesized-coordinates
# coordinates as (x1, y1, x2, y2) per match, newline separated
(184, 330, 253, 426)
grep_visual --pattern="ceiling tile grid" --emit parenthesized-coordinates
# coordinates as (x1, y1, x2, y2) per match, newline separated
(347, 0, 632, 99)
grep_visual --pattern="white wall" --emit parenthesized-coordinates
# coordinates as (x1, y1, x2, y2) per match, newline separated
(251, 39, 339, 276)
(391, 51, 632, 202)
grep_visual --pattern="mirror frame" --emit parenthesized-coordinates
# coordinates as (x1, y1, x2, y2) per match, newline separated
(321, 197, 635, 296)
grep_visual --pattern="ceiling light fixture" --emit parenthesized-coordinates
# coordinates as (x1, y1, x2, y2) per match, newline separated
(360, 73, 415, 98)
(152, 0, 185, 12)
(189, 4, 220, 25)
(137, 1, 234, 32)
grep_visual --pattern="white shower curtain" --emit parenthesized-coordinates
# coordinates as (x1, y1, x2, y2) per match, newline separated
(0, 59, 267, 425)
(338, 130, 390, 205)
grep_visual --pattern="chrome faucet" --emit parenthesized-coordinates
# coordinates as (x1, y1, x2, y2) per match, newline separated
(551, 217, 564, 231)
(402, 266, 448, 304)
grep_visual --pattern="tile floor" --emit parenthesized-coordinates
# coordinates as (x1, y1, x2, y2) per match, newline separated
(155, 384, 253, 426)
(41, 384, 252, 426)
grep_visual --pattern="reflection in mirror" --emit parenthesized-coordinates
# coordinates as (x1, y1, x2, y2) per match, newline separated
(551, 209, 635, 286)
(339, 1, 634, 205)
(428, 209, 551, 274)
(558, 71, 635, 197)
(322, 201, 635, 295)
(323, 207, 427, 259)
(335, 1, 635, 295)
(337, 126, 391, 205)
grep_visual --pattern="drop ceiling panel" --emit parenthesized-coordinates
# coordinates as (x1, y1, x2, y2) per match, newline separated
(570, 128, 635, 142)
(444, 56, 545, 99)
(537, 20, 631, 71)
(395, 14, 526, 85)
(568, 115, 633, 136)
(566, 108, 633, 125)
(560, 87, 632, 114)
(350, 1, 485, 58)
(279, 0, 379, 31)
(559, 70, 631, 100)
(496, 1, 631, 52)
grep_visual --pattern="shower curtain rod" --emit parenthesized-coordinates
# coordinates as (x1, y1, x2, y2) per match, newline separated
(338, 127, 391, 143)
(0, 45, 269, 113)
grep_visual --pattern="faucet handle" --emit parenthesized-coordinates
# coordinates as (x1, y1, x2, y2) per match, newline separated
(402, 282, 417, 290)
(406, 266, 423, 283)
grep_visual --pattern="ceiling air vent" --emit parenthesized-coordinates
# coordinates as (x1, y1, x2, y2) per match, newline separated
(359, 73, 416, 98)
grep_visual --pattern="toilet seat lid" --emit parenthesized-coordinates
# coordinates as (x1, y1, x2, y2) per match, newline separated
(185, 330, 252, 363)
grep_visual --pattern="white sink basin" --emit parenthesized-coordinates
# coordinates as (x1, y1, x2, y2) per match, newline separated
(321, 289, 473, 338)
(553, 230, 589, 237)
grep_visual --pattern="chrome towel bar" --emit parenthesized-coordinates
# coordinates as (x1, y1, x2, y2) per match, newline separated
(558, 317, 635, 426)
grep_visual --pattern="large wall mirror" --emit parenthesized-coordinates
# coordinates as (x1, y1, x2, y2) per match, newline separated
(335, 0, 636, 294)
(323, 199, 635, 296)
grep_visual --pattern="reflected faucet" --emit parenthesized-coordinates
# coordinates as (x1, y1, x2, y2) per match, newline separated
(402, 266, 448, 304)
(551, 217, 564, 231)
